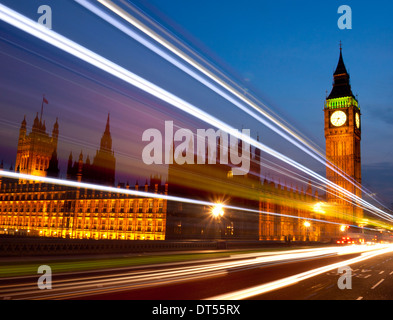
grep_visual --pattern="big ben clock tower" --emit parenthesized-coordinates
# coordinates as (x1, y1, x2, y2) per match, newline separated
(324, 45, 362, 224)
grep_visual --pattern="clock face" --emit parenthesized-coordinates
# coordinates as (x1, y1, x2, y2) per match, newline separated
(355, 113, 360, 129)
(330, 110, 347, 127)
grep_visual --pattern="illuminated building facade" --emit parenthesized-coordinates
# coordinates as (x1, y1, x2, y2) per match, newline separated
(0, 113, 167, 240)
(0, 179, 167, 240)
(324, 47, 363, 226)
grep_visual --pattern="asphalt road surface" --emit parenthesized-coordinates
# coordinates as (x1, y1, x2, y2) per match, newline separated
(1, 244, 393, 300)
(255, 251, 393, 300)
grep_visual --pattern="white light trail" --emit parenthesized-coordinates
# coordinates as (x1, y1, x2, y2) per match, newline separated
(91, 0, 327, 162)
(0, 3, 391, 224)
(207, 244, 393, 300)
(75, 0, 393, 222)
(78, 0, 376, 208)
(0, 169, 211, 207)
(0, 244, 387, 299)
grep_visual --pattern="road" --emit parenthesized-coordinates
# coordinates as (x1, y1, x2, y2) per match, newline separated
(255, 250, 393, 300)
(1, 244, 393, 300)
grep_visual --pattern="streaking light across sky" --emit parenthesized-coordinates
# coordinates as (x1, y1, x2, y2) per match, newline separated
(0, 3, 391, 224)
(74, 0, 374, 207)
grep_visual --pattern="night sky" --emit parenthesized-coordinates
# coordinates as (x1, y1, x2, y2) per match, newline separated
(0, 0, 392, 206)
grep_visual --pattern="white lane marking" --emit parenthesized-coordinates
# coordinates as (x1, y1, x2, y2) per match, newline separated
(371, 279, 385, 290)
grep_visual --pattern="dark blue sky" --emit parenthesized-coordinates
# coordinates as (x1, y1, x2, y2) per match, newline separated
(133, 0, 393, 150)
(130, 0, 393, 203)
(0, 0, 392, 205)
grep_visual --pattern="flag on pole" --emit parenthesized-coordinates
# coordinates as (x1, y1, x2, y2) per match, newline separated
(40, 95, 48, 123)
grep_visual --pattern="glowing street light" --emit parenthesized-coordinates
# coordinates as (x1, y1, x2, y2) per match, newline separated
(304, 221, 311, 242)
(211, 203, 225, 240)
(212, 203, 224, 218)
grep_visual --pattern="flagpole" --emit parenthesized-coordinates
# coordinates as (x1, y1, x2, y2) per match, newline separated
(40, 94, 44, 124)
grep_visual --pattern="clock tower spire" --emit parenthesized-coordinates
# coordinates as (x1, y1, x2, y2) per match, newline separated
(324, 45, 362, 226)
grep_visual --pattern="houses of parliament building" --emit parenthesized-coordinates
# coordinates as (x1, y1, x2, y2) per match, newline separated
(0, 112, 167, 241)
(0, 48, 363, 242)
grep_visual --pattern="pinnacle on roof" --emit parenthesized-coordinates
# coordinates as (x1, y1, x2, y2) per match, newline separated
(327, 44, 355, 100)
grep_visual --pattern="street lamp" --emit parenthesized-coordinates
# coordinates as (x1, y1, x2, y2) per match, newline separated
(212, 204, 224, 218)
(211, 203, 224, 239)
(304, 221, 311, 242)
